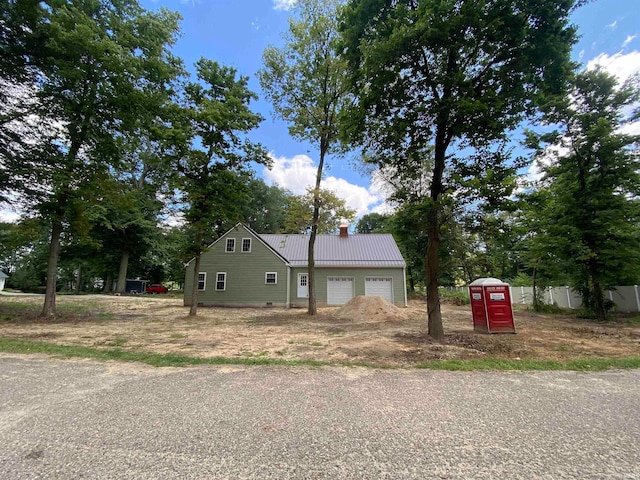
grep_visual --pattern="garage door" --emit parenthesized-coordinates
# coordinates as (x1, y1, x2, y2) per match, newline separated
(365, 277, 393, 303)
(327, 277, 354, 305)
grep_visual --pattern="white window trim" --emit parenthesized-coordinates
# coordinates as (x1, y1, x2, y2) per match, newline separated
(265, 272, 277, 284)
(197, 272, 207, 291)
(241, 237, 252, 253)
(225, 238, 235, 253)
(215, 272, 227, 291)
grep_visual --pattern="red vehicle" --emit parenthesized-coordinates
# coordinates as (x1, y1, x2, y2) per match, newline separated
(146, 284, 169, 294)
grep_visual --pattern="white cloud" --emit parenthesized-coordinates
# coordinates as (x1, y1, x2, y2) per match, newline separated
(273, 0, 296, 11)
(586, 50, 640, 81)
(263, 153, 386, 217)
(622, 34, 638, 48)
(606, 20, 617, 30)
(264, 154, 317, 195)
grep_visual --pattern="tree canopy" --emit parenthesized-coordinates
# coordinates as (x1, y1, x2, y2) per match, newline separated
(259, 0, 350, 315)
(339, 0, 579, 338)
(522, 68, 640, 320)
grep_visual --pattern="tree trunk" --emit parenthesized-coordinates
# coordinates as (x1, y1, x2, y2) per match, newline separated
(102, 273, 112, 293)
(41, 219, 63, 319)
(307, 141, 326, 316)
(74, 264, 82, 295)
(589, 259, 606, 321)
(189, 253, 201, 316)
(425, 215, 444, 339)
(425, 123, 448, 339)
(189, 226, 203, 316)
(532, 261, 540, 311)
(407, 265, 415, 294)
(115, 248, 130, 293)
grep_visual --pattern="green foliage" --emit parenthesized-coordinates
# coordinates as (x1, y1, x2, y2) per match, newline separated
(283, 188, 356, 234)
(531, 302, 566, 315)
(523, 68, 640, 321)
(243, 179, 291, 233)
(507, 273, 534, 288)
(259, 0, 352, 315)
(355, 213, 392, 234)
(259, 0, 349, 152)
(177, 58, 269, 252)
(438, 288, 470, 306)
(2, 0, 184, 316)
(339, 0, 579, 338)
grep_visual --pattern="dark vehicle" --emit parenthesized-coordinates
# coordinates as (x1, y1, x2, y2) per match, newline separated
(146, 284, 169, 294)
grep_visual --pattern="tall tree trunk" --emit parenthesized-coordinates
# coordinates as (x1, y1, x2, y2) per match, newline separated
(189, 227, 204, 316)
(189, 253, 201, 316)
(425, 120, 448, 339)
(41, 219, 63, 319)
(74, 264, 82, 295)
(589, 259, 606, 321)
(115, 248, 130, 293)
(307, 141, 326, 316)
(425, 211, 444, 339)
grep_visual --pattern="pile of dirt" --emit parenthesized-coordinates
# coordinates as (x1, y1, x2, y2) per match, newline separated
(333, 295, 408, 322)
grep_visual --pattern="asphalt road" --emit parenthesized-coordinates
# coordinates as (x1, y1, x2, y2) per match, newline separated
(1, 355, 639, 479)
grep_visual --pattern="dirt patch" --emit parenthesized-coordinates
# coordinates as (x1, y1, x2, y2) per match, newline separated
(333, 295, 407, 322)
(0, 294, 639, 367)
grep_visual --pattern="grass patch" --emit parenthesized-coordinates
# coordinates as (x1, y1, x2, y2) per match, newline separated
(0, 338, 326, 368)
(416, 356, 640, 371)
(170, 333, 187, 339)
(1, 337, 639, 371)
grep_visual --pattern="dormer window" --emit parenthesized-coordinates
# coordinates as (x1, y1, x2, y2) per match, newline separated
(242, 238, 251, 253)
(226, 238, 235, 253)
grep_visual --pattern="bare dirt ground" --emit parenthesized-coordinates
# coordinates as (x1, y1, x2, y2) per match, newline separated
(1, 294, 639, 367)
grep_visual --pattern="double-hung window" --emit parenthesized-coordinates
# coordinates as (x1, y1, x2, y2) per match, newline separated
(197, 273, 206, 291)
(265, 272, 277, 284)
(241, 238, 251, 253)
(215, 272, 227, 291)
(226, 238, 235, 253)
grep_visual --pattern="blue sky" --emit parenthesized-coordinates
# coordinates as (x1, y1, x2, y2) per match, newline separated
(2, 0, 639, 223)
(141, 0, 638, 218)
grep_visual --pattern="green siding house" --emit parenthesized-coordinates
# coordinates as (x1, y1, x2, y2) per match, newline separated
(184, 223, 408, 308)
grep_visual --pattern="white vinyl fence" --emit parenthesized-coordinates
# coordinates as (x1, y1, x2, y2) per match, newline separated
(509, 285, 640, 313)
(446, 285, 640, 313)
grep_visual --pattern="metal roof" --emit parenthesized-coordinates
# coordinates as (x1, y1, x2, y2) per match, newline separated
(261, 234, 406, 267)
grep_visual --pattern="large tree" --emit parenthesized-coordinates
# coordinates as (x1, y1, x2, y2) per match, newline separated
(242, 179, 291, 234)
(177, 58, 269, 316)
(3, 0, 182, 318)
(259, 0, 350, 315)
(340, 0, 579, 338)
(525, 68, 640, 320)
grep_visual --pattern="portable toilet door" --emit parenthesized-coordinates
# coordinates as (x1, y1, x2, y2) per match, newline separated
(469, 278, 516, 334)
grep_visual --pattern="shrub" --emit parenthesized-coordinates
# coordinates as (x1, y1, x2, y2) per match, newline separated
(439, 288, 470, 305)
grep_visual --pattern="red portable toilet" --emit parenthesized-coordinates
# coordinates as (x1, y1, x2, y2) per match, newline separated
(469, 278, 515, 334)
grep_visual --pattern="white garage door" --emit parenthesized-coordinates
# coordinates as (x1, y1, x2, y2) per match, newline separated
(365, 277, 393, 303)
(327, 277, 354, 305)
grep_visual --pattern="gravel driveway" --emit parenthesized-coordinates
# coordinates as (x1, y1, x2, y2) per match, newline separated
(1, 354, 639, 479)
